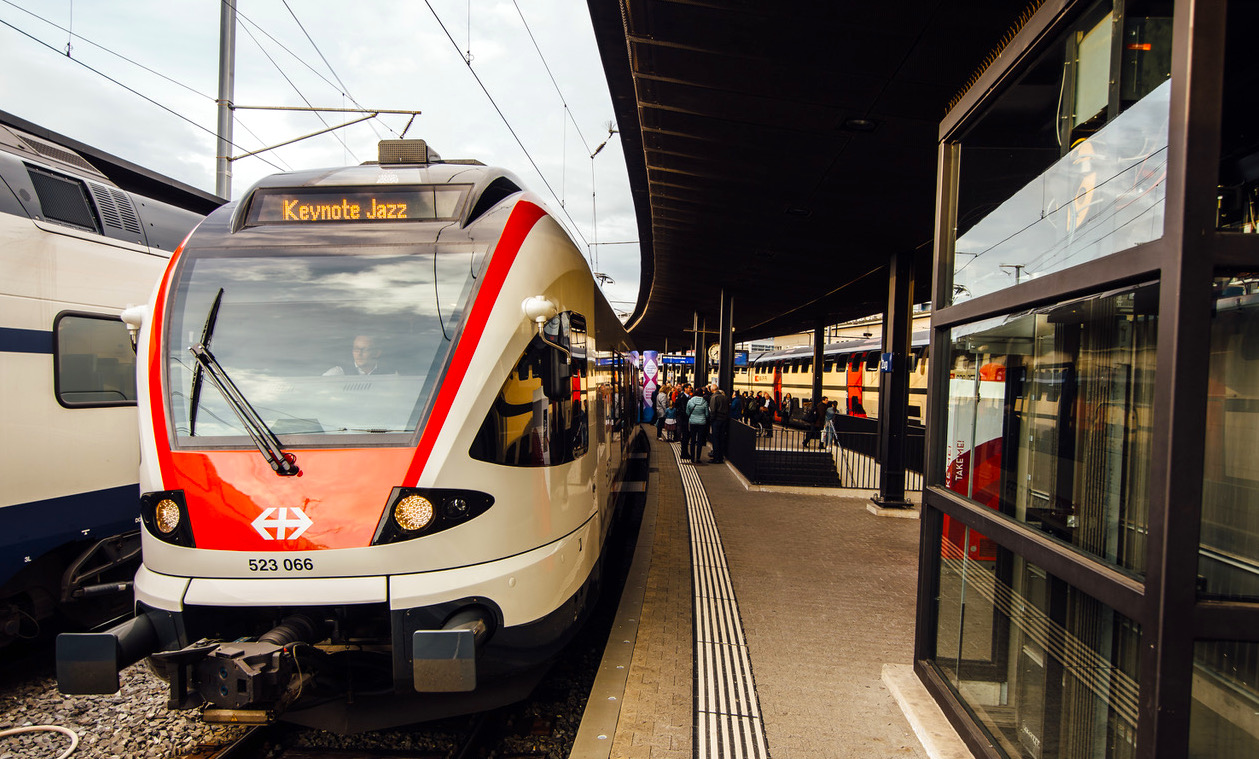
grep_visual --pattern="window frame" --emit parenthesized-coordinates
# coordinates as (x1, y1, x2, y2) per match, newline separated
(53, 310, 138, 409)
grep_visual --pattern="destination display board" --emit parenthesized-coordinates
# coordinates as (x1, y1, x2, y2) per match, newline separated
(245, 185, 469, 226)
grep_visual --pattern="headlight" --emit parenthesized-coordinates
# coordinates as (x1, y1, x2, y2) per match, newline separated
(155, 499, 182, 533)
(372, 488, 494, 545)
(140, 490, 195, 547)
(394, 494, 436, 532)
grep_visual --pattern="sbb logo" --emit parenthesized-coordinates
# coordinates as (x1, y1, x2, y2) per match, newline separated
(252, 507, 313, 540)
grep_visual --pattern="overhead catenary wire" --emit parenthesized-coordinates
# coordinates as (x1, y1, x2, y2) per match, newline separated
(0, 16, 288, 174)
(422, 0, 590, 249)
(511, 0, 593, 155)
(0, 0, 294, 171)
(279, 0, 390, 141)
(236, 18, 359, 164)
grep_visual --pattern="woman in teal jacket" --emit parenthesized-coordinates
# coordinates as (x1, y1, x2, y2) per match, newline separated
(686, 389, 711, 464)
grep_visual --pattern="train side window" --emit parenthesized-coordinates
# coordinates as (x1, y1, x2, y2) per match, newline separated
(469, 311, 588, 467)
(53, 312, 137, 408)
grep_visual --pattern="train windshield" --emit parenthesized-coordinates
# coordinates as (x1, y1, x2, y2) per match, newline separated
(164, 246, 481, 444)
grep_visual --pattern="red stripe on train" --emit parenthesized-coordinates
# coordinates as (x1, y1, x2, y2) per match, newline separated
(402, 199, 547, 486)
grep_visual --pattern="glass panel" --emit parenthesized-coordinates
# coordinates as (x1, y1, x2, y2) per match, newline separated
(949, 1, 1173, 306)
(953, 80, 1169, 304)
(165, 246, 480, 443)
(1217, 4, 1259, 233)
(1191, 641, 1259, 758)
(1201, 275, 1259, 599)
(469, 313, 589, 467)
(55, 314, 137, 405)
(934, 544, 1141, 759)
(940, 283, 1156, 574)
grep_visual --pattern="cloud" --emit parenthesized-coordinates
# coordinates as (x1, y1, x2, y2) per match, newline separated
(0, 0, 641, 312)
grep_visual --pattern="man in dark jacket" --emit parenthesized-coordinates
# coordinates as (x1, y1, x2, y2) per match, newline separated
(708, 385, 730, 463)
(673, 384, 692, 458)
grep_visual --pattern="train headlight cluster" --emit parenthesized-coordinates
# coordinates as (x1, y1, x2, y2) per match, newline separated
(394, 495, 436, 532)
(140, 490, 196, 547)
(372, 488, 494, 545)
(155, 499, 182, 534)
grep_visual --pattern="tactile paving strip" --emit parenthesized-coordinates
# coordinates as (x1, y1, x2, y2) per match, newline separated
(672, 444, 771, 759)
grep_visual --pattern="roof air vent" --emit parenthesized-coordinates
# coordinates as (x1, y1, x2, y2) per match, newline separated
(379, 139, 440, 165)
(17, 135, 100, 174)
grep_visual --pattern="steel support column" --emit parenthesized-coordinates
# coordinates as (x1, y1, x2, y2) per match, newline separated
(215, 0, 237, 199)
(718, 291, 734, 393)
(873, 250, 914, 509)
(811, 319, 824, 407)
(693, 312, 708, 387)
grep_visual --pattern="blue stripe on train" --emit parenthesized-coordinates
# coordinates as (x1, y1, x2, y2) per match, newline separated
(0, 327, 53, 354)
(0, 484, 140, 589)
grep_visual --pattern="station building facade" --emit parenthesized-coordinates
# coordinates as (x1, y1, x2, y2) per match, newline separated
(917, 1, 1259, 757)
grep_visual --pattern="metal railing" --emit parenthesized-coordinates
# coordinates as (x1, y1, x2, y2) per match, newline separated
(726, 415, 924, 491)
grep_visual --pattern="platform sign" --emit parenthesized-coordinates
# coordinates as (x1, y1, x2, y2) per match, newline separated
(879, 352, 895, 373)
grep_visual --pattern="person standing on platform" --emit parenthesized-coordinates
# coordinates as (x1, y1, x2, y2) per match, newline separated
(822, 399, 838, 447)
(708, 385, 730, 464)
(655, 383, 670, 440)
(674, 383, 692, 459)
(686, 386, 711, 464)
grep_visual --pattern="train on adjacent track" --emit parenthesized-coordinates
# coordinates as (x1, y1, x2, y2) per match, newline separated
(58, 140, 643, 734)
(734, 330, 931, 423)
(0, 113, 211, 647)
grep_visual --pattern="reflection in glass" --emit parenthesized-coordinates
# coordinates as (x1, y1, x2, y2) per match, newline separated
(1217, 3, 1259, 233)
(935, 545, 1141, 758)
(165, 247, 480, 442)
(1201, 276, 1259, 599)
(940, 284, 1156, 574)
(1191, 641, 1259, 758)
(953, 80, 1170, 305)
(469, 312, 590, 467)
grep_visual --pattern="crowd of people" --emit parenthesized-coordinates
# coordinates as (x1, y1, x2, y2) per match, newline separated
(652, 383, 843, 463)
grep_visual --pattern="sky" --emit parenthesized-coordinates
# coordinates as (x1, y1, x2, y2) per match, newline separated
(0, 0, 641, 317)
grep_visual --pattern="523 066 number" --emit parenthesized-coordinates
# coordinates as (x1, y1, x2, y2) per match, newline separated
(248, 557, 314, 572)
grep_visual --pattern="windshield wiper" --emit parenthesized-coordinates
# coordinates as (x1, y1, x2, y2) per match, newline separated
(188, 342, 300, 477)
(188, 288, 224, 437)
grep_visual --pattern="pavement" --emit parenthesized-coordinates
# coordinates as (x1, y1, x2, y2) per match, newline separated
(576, 427, 970, 758)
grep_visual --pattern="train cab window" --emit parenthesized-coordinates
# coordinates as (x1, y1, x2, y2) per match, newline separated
(470, 311, 589, 467)
(54, 313, 137, 407)
(465, 177, 523, 225)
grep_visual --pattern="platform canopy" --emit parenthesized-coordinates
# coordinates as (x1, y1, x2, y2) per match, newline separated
(587, 1, 1033, 344)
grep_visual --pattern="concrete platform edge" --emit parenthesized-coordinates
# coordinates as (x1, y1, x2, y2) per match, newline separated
(729, 460, 924, 503)
(569, 449, 660, 758)
(867, 502, 921, 519)
(882, 664, 974, 759)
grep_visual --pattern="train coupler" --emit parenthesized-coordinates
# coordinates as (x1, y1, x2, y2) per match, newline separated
(153, 639, 303, 712)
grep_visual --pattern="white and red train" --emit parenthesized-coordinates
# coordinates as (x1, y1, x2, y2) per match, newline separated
(58, 140, 643, 733)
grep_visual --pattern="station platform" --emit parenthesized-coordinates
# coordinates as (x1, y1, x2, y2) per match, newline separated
(573, 426, 973, 759)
